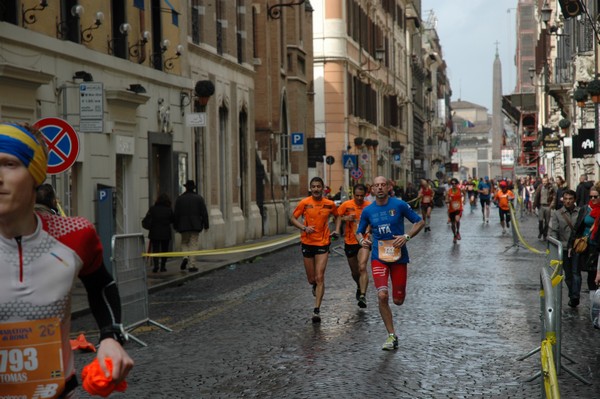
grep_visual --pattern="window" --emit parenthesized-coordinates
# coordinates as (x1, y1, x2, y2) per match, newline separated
(219, 105, 229, 216)
(236, 0, 245, 64)
(0, 2, 17, 24)
(252, 6, 258, 58)
(151, 0, 164, 70)
(191, 0, 203, 44)
(110, 0, 128, 59)
(216, 0, 226, 55)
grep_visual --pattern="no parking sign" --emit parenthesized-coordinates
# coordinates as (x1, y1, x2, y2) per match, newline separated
(33, 117, 80, 175)
(350, 167, 363, 180)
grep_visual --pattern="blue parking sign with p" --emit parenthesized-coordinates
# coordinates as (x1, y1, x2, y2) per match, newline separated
(291, 132, 304, 152)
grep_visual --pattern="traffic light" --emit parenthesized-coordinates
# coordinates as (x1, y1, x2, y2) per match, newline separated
(558, 0, 582, 18)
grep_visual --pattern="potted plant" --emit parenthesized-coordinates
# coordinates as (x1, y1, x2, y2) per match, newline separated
(371, 139, 379, 148)
(364, 138, 373, 148)
(353, 137, 363, 147)
(195, 80, 215, 106)
(586, 79, 600, 103)
(574, 88, 588, 107)
(558, 118, 571, 134)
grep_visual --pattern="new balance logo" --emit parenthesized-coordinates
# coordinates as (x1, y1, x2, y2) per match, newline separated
(582, 139, 594, 149)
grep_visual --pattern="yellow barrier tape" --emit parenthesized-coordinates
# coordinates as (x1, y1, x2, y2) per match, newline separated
(541, 339, 561, 399)
(551, 274, 563, 287)
(549, 259, 563, 280)
(545, 331, 556, 345)
(509, 203, 547, 254)
(56, 200, 66, 217)
(143, 232, 300, 257)
(549, 260, 562, 267)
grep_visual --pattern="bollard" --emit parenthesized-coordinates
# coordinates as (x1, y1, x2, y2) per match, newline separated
(519, 237, 591, 395)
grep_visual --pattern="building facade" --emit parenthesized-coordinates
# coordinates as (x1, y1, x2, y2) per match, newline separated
(311, 0, 451, 193)
(1, 0, 297, 250)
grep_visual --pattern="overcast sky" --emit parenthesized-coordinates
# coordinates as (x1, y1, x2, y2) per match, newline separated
(422, 0, 518, 111)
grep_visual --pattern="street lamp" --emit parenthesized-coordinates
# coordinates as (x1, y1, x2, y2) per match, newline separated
(541, 2, 552, 26)
(359, 47, 386, 77)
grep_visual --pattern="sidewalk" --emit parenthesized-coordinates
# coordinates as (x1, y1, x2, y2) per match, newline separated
(71, 228, 299, 318)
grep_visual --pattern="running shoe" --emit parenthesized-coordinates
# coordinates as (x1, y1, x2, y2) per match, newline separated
(358, 295, 367, 308)
(189, 266, 199, 272)
(456, 232, 461, 240)
(453, 235, 457, 244)
(312, 309, 321, 323)
(180, 257, 188, 270)
(382, 334, 398, 350)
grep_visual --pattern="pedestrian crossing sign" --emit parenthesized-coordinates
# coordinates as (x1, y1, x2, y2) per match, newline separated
(343, 154, 358, 169)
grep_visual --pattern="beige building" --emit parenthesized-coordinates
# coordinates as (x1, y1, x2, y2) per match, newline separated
(313, 0, 418, 191)
(311, 0, 451, 192)
(253, 0, 315, 235)
(451, 100, 492, 180)
(1, 0, 264, 250)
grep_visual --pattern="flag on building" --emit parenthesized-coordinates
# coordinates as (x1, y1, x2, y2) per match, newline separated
(463, 120, 475, 128)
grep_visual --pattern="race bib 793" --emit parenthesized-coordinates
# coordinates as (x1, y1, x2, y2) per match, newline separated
(0, 318, 65, 399)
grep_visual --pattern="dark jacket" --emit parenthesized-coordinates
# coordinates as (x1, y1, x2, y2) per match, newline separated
(576, 181, 594, 207)
(144, 204, 174, 240)
(173, 191, 209, 233)
(533, 184, 556, 209)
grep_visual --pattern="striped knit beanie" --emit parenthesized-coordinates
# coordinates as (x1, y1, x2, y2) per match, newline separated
(0, 123, 48, 186)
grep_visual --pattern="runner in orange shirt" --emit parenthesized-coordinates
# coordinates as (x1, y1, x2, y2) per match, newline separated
(417, 179, 434, 232)
(290, 177, 340, 323)
(493, 180, 515, 235)
(335, 184, 371, 308)
(446, 178, 464, 244)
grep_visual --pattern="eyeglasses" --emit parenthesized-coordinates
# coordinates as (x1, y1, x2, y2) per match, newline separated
(591, 195, 599, 199)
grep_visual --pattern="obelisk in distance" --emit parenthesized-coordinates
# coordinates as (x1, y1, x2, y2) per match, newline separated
(491, 43, 503, 179)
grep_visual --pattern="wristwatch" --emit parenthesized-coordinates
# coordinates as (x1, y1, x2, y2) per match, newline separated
(99, 323, 128, 345)
(403, 234, 411, 241)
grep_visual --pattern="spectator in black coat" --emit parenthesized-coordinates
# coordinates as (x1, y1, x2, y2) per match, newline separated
(143, 193, 174, 273)
(173, 180, 209, 272)
(576, 174, 594, 207)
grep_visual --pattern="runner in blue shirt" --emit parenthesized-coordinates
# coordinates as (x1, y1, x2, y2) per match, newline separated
(356, 176, 424, 350)
(478, 176, 492, 223)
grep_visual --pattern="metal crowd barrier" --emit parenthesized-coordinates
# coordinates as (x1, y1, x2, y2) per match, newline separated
(518, 236, 591, 398)
(112, 233, 172, 347)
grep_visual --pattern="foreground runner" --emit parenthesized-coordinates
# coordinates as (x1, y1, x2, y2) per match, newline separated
(356, 176, 424, 350)
(446, 178, 464, 244)
(335, 184, 371, 308)
(290, 177, 339, 323)
(0, 122, 133, 398)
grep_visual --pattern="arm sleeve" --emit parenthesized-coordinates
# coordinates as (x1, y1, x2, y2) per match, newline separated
(80, 264, 123, 338)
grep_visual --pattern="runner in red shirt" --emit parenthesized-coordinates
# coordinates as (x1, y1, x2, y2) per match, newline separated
(417, 179, 434, 232)
(446, 178, 464, 244)
(290, 177, 340, 322)
(335, 184, 371, 308)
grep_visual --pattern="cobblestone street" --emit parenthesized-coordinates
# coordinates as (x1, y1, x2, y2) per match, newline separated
(71, 206, 600, 398)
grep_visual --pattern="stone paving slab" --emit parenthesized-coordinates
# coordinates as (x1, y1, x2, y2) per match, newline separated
(69, 205, 600, 398)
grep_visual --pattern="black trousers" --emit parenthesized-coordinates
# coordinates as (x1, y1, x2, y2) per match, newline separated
(151, 239, 170, 268)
